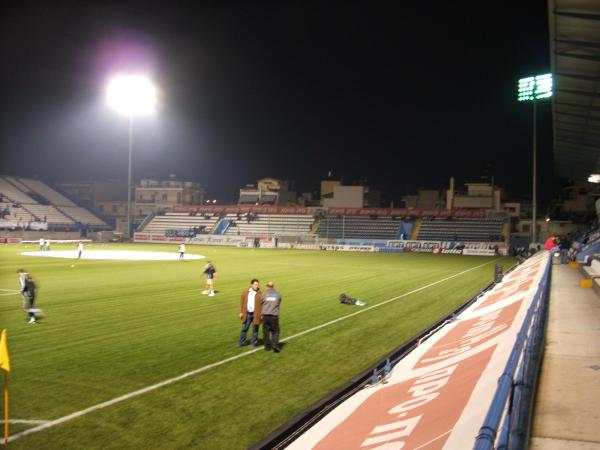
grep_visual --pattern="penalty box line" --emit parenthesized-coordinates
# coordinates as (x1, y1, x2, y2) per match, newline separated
(8, 258, 501, 443)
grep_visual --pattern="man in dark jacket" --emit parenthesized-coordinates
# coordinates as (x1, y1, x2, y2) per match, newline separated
(262, 281, 282, 352)
(238, 279, 262, 348)
(18, 269, 38, 324)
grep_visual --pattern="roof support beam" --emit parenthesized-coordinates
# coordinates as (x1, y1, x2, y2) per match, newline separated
(556, 134, 600, 146)
(556, 137, 600, 148)
(554, 51, 600, 62)
(557, 88, 600, 98)
(555, 101, 600, 112)
(556, 127, 600, 139)
(553, 10, 600, 21)
(555, 111, 600, 123)
(555, 72, 600, 82)
(555, 39, 600, 49)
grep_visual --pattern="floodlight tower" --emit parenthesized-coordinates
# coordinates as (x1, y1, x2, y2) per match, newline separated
(517, 73, 552, 246)
(106, 75, 156, 239)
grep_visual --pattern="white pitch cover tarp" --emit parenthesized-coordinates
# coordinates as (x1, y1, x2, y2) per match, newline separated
(288, 252, 549, 450)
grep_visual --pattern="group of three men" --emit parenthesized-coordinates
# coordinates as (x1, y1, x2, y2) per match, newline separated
(238, 279, 282, 352)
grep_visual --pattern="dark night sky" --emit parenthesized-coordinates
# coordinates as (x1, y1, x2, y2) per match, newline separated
(0, 1, 554, 205)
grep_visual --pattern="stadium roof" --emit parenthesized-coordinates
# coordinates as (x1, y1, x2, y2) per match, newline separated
(549, 0, 600, 181)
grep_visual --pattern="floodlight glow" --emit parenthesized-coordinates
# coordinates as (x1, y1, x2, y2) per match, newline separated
(588, 174, 600, 183)
(107, 75, 156, 116)
(518, 73, 553, 102)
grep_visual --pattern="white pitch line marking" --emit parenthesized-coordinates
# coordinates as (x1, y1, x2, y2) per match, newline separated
(7, 419, 49, 425)
(8, 258, 501, 443)
(0, 288, 20, 296)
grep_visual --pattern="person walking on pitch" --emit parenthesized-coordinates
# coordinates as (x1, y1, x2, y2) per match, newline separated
(202, 261, 217, 296)
(17, 269, 41, 324)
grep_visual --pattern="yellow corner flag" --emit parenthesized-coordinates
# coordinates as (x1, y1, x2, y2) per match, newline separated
(0, 329, 9, 373)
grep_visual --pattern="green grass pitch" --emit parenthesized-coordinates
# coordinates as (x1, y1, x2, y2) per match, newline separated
(0, 243, 515, 449)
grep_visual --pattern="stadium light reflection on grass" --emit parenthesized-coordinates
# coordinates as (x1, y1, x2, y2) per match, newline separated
(517, 73, 552, 247)
(106, 74, 157, 239)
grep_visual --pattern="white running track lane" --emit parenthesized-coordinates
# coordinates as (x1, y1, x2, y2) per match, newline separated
(8, 257, 501, 443)
(20, 250, 205, 261)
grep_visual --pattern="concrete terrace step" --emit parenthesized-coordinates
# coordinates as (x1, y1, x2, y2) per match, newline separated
(529, 264, 600, 448)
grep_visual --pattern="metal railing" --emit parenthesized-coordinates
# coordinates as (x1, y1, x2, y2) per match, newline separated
(474, 253, 552, 450)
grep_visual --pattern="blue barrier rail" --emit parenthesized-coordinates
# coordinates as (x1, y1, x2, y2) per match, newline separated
(136, 211, 156, 232)
(474, 253, 552, 450)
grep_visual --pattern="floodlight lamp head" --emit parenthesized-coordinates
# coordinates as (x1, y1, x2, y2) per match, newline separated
(107, 74, 156, 117)
(517, 73, 553, 102)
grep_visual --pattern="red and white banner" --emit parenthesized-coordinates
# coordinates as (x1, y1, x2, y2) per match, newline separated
(327, 208, 486, 218)
(172, 205, 309, 215)
(287, 252, 548, 450)
(134, 233, 185, 243)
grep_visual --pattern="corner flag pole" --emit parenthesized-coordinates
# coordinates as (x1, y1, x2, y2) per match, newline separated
(0, 329, 10, 446)
(3, 369, 7, 447)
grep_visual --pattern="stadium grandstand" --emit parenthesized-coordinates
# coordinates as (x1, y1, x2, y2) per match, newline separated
(316, 215, 403, 240)
(136, 205, 511, 254)
(416, 217, 506, 242)
(0, 175, 108, 230)
(141, 212, 220, 235)
(222, 213, 314, 237)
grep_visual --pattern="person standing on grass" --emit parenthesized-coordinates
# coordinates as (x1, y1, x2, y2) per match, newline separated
(39, 237, 44, 251)
(202, 261, 217, 296)
(238, 279, 262, 348)
(261, 281, 282, 353)
(178, 242, 186, 260)
(17, 269, 38, 324)
(77, 241, 84, 259)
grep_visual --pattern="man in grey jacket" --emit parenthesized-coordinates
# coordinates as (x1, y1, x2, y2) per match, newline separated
(262, 281, 282, 353)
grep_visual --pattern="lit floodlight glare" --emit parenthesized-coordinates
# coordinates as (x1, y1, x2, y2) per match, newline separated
(588, 174, 600, 183)
(107, 75, 156, 116)
(518, 73, 553, 102)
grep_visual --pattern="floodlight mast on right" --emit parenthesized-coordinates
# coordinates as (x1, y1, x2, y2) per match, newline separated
(517, 73, 552, 247)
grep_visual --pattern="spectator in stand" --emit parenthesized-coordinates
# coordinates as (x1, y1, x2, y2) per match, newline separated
(544, 236, 556, 251)
(238, 278, 262, 347)
(559, 235, 571, 264)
